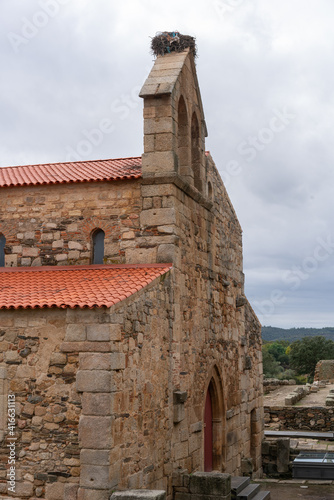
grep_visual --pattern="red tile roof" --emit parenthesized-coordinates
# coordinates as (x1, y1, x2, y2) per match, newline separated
(0, 264, 172, 309)
(0, 157, 142, 187)
(0, 153, 212, 188)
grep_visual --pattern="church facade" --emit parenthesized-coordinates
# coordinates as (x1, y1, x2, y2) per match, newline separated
(0, 46, 263, 500)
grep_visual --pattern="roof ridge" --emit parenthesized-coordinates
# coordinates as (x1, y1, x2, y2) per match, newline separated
(0, 263, 172, 273)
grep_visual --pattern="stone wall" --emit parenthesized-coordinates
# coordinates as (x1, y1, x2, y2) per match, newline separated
(263, 379, 295, 394)
(138, 156, 263, 478)
(284, 386, 310, 405)
(0, 179, 141, 267)
(314, 360, 334, 382)
(109, 471, 232, 500)
(264, 406, 334, 431)
(0, 272, 173, 499)
(0, 308, 80, 499)
(262, 438, 291, 478)
(75, 274, 173, 498)
(172, 470, 231, 500)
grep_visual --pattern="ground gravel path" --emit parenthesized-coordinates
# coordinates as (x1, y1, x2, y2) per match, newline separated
(264, 384, 334, 407)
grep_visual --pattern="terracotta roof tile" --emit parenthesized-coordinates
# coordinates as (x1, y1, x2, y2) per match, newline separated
(0, 157, 142, 187)
(0, 264, 172, 309)
(0, 153, 213, 188)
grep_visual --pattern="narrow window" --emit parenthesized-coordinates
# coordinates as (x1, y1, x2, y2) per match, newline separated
(191, 112, 202, 191)
(178, 96, 189, 174)
(0, 234, 5, 267)
(92, 229, 105, 264)
(208, 181, 213, 201)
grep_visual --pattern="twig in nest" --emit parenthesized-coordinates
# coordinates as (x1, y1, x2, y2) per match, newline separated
(151, 31, 197, 58)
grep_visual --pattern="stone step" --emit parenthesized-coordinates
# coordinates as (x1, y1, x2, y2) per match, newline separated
(252, 492, 271, 500)
(236, 483, 261, 500)
(231, 476, 251, 496)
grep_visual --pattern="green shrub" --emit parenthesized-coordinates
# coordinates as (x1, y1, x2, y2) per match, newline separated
(294, 374, 308, 385)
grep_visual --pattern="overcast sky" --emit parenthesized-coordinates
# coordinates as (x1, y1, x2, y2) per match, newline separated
(1, 0, 334, 329)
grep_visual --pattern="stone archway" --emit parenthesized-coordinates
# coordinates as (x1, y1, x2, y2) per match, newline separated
(204, 365, 226, 472)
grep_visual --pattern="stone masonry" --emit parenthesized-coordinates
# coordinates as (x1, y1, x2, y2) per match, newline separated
(264, 405, 334, 432)
(314, 360, 334, 382)
(0, 179, 142, 268)
(0, 45, 263, 499)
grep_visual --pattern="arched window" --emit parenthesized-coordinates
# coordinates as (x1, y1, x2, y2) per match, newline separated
(92, 229, 105, 264)
(191, 112, 202, 192)
(0, 234, 5, 267)
(177, 96, 189, 175)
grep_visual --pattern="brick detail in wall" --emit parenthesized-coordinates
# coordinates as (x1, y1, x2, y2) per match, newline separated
(81, 217, 113, 239)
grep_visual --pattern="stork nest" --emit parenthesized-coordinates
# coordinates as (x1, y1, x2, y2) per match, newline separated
(151, 32, 197, 58)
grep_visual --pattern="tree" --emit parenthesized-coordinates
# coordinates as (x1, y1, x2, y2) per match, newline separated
(289, 336, 334, 378)
(262, 347, 283, 378)
(266, 341, 290, 367)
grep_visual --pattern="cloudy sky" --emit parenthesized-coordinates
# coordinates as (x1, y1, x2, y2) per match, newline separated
(1, 0, 334, 329)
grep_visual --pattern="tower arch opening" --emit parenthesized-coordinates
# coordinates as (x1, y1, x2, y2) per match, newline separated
(177, 95, 190, 176)
(191, 112, 202, 192)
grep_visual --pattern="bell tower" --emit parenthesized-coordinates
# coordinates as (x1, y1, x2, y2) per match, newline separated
(139, 33, 208, 195)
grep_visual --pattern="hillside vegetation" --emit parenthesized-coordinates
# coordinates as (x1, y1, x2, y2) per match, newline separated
(262, 336, 334, 382)
(262, 326, 334, 342)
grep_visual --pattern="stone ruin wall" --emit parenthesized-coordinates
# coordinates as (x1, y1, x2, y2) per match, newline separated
(264, 405, 334, 432)
(314, 360, 334, 382)
(263, 379, 296, 394)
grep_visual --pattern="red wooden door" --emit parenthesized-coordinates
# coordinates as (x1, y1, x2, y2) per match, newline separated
(204, 389, 213, 471)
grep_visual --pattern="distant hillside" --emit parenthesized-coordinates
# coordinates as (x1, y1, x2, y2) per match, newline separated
(261, 326, 334, 342)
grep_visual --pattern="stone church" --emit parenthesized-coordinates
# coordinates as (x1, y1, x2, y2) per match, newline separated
(0, 39, 263, 500)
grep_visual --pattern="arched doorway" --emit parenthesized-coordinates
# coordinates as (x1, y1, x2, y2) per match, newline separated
(203, 366, 225, 472)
